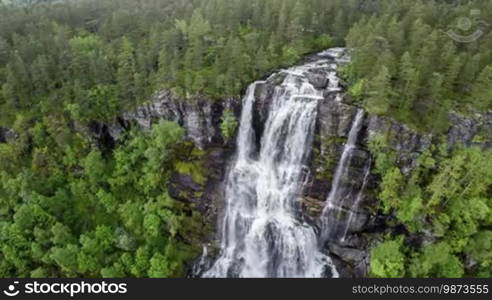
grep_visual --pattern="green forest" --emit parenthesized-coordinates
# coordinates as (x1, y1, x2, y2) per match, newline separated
(0, 0, 491, 278)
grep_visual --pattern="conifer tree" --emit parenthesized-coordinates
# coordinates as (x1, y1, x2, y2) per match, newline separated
(116, 38, 137, 108)
(471, 65, 492, 110)
(459, 54, 481, 94)
(398, 52, 419, 112)
(443, 56, 462, 96)
(286, 0, 304, 49)
(366, 66, 393, 115)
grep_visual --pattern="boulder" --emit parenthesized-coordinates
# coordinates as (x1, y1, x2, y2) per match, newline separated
(307, 71, 329, 89)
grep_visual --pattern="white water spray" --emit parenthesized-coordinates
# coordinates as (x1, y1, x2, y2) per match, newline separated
(204, 60, 338, 278)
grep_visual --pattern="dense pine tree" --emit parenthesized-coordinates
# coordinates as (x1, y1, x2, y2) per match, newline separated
(366, 66, 393, 115)
(471, 65, 492, 110)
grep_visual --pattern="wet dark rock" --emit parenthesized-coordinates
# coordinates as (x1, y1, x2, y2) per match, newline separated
(267, 72, 287, 86)
(303, 177, 330, 206)
(306, 71, 329, 89)
(199, 147, 233, 221)
(329, 244, 366, 265)
(252, 82, 275, 148)
(343, 211, 369, 234)
(301, 196, 324, 218)
(169, 173, 203, 203)
(0, 127, 16, 143)
(87, 121, 116, 153)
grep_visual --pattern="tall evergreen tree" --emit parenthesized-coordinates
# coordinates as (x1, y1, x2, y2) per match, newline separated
(398, 52, 419, 112)
(116, 38, 137, 108)
(471, 65, 492, 110)
(443, 56, 462, 96)
(365, 66, 393, 115)
(459, 54, 481, 94)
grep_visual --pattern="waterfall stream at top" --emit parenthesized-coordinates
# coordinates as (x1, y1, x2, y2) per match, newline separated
(202, 48, 364, 278)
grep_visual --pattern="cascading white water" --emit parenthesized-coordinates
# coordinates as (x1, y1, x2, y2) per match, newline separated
(320, 109, 366, 242)
(324, 109, 365, 208)
(199, 48, 371, 278)
(203, 61, 338, 278)
(341, 158, 372, 241)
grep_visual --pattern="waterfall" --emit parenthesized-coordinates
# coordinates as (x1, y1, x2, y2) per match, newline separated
(325, 109, 365, 207)
(341, 158, 372, 241)
(320, 109, 366, 242)
(199, 48, 371, 278)
(203, 60, 338, 278)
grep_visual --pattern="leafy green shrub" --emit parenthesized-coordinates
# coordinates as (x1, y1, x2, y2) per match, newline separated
(370, 236, 406, 278)
(220, 109, 238, 142)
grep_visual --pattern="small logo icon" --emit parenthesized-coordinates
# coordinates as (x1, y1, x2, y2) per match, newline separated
(3, 281, 20, 297)
(447, 8, 489, 43)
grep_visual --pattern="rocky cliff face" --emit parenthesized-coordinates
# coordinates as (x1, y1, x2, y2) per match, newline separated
(114, 92, 241, 149)
(78, 49, 492, 278)
(83, 91, 240, 150)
